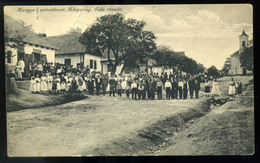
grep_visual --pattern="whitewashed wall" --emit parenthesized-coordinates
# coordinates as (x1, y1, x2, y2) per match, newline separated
(24, 44, 55, 63)
(84, 54, 101, 72)
(55, 53, 81, 68)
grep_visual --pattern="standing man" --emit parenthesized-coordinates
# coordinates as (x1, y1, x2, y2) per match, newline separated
(156, 78, 163, 100)
(173, 78, 179, 99)
(131, 80, 138, 100)
(188, 77, 194, 99)
(18, 58, 25, 78)
(165, 79, 172, 100)
(194, 79, 200, 98)
(109, 75, 116, 97)
(178, 79, 184, 99)
(183, 79, 189, 100)
(95, 75, 101, 95)
(101, 74, 108, 96)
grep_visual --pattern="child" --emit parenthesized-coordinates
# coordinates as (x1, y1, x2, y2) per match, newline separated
(35, 74, 41, 93)
(77, 77, 84, 94)
(29, 76, 36, 93)
(66, 75, 72, 92)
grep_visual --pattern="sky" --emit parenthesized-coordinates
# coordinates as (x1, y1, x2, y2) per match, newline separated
(4, 5, 253, 69)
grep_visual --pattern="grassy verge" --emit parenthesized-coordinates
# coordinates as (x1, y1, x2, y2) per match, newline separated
(6, 89, 87, 112)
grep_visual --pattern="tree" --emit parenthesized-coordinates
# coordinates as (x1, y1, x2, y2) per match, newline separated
(221, 57, 231, 75)
(196, 63, 205, 74)
(153, 45, 173, 68)
(207, 65, 219, 77)
(239, 47, 253, 71)
(79, 14, 155, 75)
(67, 27, 82, 36)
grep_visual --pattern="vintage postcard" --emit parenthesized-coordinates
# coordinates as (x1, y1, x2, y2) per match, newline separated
(4, 5, 254, 156)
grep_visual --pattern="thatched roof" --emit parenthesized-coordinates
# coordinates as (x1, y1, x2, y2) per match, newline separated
(44, 34, 116, 59)
(4, 15, 57, 49)
(43, 34, 86, 55)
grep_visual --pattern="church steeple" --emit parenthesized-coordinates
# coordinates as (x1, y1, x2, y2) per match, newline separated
(239, 29, 249, 50)
(240, 29, 248, 37)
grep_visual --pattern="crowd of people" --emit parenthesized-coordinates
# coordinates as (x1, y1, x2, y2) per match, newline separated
(28, 68, 204, 100)
(7, 59, 243, 99)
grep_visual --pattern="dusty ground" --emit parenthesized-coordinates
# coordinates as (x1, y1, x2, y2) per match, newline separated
(6, 75, 254, 156)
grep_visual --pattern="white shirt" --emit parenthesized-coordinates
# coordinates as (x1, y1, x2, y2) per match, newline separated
(165, 81, 172, 89)
(131, 82, 137, 88)
(178, 81, 184, 88)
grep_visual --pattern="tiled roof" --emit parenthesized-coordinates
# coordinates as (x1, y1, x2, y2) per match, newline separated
(4, 15, 57, 49)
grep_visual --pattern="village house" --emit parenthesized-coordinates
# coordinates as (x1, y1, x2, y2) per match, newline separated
(139, 51, 186, 76)
(229, 29, 253, 75)
(44, 34, 124, 75)
(4, 15, 57, 76)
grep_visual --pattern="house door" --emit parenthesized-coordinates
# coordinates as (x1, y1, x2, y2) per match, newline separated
(65, 59, 71, 66)
(17, 52, 24, 62)
(243, 68, 247, 75)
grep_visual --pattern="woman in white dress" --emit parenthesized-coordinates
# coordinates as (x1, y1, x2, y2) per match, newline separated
(228, 77, 236, 97)
(211, 79, 221, 96)
(15, 65, 22, 80)
(47, 73, 53, 93)
(40, 73, 48, 92)
(35, 74, 41, 93)
(29, 76, 36, 93)
(55, 75, 61, 94)
(204, 79, 211, 98)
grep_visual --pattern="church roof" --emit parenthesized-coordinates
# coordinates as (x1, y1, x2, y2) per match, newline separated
(240, 29, 248, 37)
(230, 50, 239, 58)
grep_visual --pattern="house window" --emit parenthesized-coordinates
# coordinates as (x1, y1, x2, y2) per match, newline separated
(41, 54, 47, 62)
(65, 59, 71, 65)
(90, 59, 97, 69)
(7, 51, 12, 63)
(34, 53, 41, 63)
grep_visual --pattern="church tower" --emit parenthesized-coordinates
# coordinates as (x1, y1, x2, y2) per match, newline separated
(239, 29, 249, 50)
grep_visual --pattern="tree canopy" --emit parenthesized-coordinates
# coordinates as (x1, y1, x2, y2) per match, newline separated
(79, 13, 156, 75)
(206, 65, 219, 77)
(153, 45, 205, 75)
(239, 47, 253, 71)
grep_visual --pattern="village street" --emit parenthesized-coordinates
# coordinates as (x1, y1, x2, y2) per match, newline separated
(6, 76, 254, 156)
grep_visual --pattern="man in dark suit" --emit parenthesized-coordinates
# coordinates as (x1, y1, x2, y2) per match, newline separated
(101, 74, 108, 96)
(194, 79, 200, 98)
(95, 75, 101, 95)
(173, 78, 179, 99)
(109, 76, 116, 97)
(188, 78, 195, 99)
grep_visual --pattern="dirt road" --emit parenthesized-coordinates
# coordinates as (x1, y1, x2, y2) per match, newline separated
(7, 75, 254, 156)
(7, 95, 208, 156)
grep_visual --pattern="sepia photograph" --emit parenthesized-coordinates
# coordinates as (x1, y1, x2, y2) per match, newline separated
(4, 4, 254, 156)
